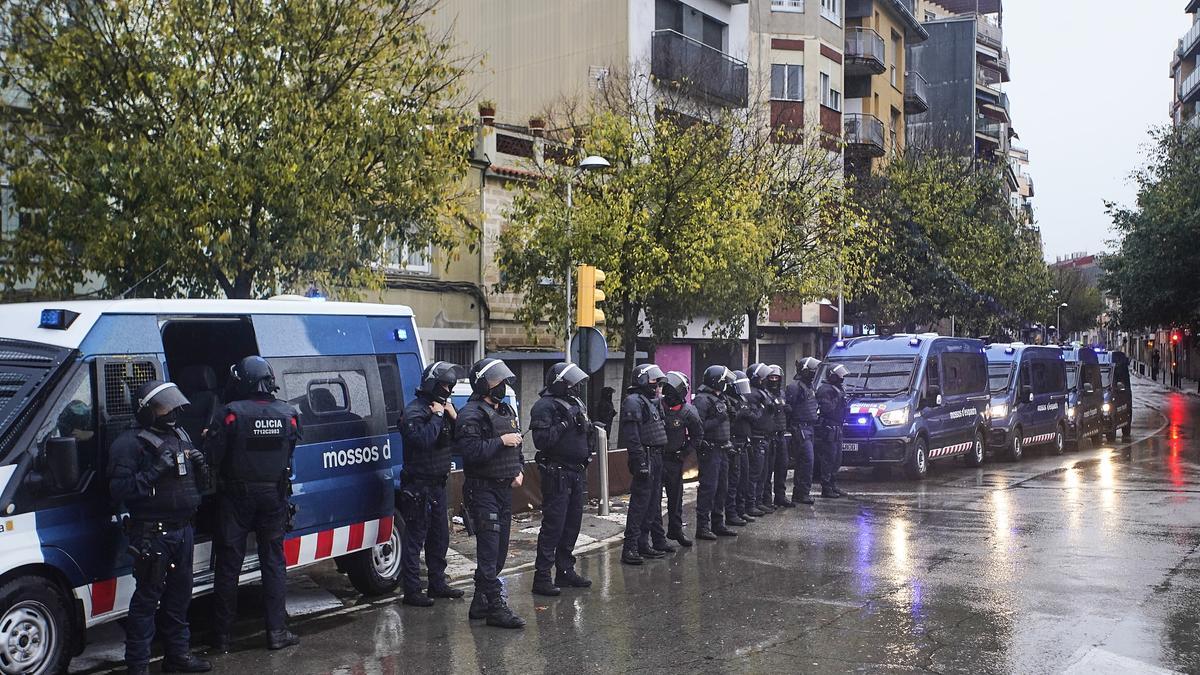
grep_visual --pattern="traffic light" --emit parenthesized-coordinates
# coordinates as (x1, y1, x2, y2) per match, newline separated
(1172, 332, 1181, 345)
(576, 264, 606, 327)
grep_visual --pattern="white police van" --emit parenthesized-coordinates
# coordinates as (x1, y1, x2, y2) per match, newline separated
(0, 299, 424, 673)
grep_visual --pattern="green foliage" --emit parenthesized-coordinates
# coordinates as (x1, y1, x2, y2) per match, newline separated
(1102, 126, 1200, 330)
(0, 0, 474, 299)
(1051, 266, 1105, 334)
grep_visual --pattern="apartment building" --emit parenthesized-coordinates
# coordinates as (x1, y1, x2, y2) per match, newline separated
(1172, 0, 1200, 130)
(841, 0, 928, 173)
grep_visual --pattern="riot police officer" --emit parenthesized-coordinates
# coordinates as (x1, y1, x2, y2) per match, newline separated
(456, 358, 526, 629)
(109, 381, 212, 675)
(764, 365, 794, 508)
(399, 361, 466, 607)
(693, 366, 737, 540)
(785, 358, 821, 505)
(816, 363, 850, 499)
(725, 370, 756, 526)
(529, 362, 595, 596)
(208, 356, 300, 652)
(653, 371, 702, 548)
(619, 363, 668, 565)
(746, 363, 775, 515)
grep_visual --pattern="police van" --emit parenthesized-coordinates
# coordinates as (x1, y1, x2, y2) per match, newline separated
(0, 299, 423, 673)
(824, 334, 990, 480)
(983, 344, 1069, 461)
(1060, 345, 1105, 448)
(1096, 349, 1133, 441)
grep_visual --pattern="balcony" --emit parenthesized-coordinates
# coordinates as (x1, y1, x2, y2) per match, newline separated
(1180, 18, 1200, 60)
(995, 48, 1011, 81)
(845, 27, 886, 78)
(1183, 67, 1200, 104)
(976, 16, 1003, 51)
(844, 113, 886, 158)
(977, 65, 1003, 93)
(651, 30, 749, 108)
(904, 71, 929, 114)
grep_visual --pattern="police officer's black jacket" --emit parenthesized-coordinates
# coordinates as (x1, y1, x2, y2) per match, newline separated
(618, 391, 667, 463)
(530, 393, 591, 466)
(768, 388, 789, 433)
(401, 391, 454, 479)
(727, 396, 758, 440)
(785, 381, 820, 427)
(745, 388, 774, 437)
(816, 383, 847, 428)
(693, 389, 731, 445)
(664, 402, 703, 456)
(456, 394, 524, 481)
(109, 426, 204, 524)
(207, 395, 300, 483)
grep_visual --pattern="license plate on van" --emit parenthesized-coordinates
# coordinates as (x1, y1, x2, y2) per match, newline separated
(842, 443, 859, 453)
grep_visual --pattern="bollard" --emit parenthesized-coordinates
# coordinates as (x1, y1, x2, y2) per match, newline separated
(596, 425, 610, 516)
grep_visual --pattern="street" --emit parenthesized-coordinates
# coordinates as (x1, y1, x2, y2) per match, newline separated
(71, 381, 1199, 674)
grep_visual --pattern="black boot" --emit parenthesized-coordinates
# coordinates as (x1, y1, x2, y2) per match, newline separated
(532, 574, 561, 597)
(126, 665, 150, 675)
(402, 590, 435, 607)
(820, 486, 842, 499)
(667, 529, 694, 547)
(555, 569, 592, 588)
(793, 492, 815, 505)
(833, 486, 851, 498)
(726, 514, 748, 526)
(775, 497, 796, 508)
(758, 501, 776, 513)
(638, 542, 666, 558)
(207, 634, 231, 655)
(651, 539, 677, 554)
(621, 549, 645, 566)
(162, 654, 212, 673)
(695, 517, 717, 541)
(428, 583, 465, 599)
(485, 595, 526, 629)
(469, 592, 490, 620)
(266, 630, 299, 651)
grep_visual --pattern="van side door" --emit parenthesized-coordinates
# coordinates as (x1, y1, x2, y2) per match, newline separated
(920, 354, 951, 453)
(939, 352, 978, 452)
(1027, 359, 1059, 440)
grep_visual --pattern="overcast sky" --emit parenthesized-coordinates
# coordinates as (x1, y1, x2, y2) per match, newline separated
(1002, 1, 1193, 262)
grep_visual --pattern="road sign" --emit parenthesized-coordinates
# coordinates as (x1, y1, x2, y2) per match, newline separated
(569, 326, 608, 374)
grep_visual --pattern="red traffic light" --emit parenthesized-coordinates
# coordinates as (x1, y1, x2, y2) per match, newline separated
(1171, 333, 1181, 344)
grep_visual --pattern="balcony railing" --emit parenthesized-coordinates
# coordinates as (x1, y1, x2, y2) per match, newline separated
(844, 113, 886, 157)
(845, 27, 886, 77)
(904, 71, 929, 114)
(1180, 19, 1200, 60)
(976, 116, 1005, 142)
(976, 16, 1003, 50)
(1188, 112, 1200, 131)
(977, 65, 1002, 91)
(1183, 67, 1200, 104)
(651, 29, 749, 107)
(996, 48, 1011, 80)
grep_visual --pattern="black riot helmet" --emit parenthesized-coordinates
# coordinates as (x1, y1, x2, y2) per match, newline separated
(748, 363, 771, 388)
(663, 371, 690, 406)
(469, 357, 516, 400)
(232, 356, 277, 397)
(134, 380, 190, 430)
(728, 370, 752, 398)
(544, 362, 588, 398)
(796, 357, 821, 383)
(826, 363, 849, 386)
(631, 363, 667, 396)
(419, 361, 461, 404)
(701, 365, 732, 393)
(766, 365, 784, 392)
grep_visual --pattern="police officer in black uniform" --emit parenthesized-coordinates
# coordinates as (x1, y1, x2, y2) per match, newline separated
(208, 356, 301, 652)
(529, 362, 595, 597)
(109, 381, 212, 675)
(654, 371, 702, 548)
(693, 366, 737, 540)
(620, 363, 668, 566)
(764, 365, 795, 508)
(725, 370, 756, 526)
(816, 363, 850, 499)
(399, 361, 467, 607)
(785, 358, 821, 505)
(746, 363, 775, 515)
(456, 358, 526, 629)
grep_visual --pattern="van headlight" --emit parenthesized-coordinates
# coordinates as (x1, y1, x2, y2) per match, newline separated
(1101, 402, 1111, 414)
(990, 404, 1008, 419)
(879, 407, 910, 427)
(1067, 406, 1076, 419)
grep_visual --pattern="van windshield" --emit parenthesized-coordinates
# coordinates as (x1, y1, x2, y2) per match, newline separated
(1100, 366, 1112, 388)
(832, 357, 918, 396)
(0, 339, 74, 464)
(1066, 366, 1077, 391)
(989, 363, 1014, 394)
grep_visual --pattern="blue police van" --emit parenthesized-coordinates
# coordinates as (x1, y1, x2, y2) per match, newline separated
(983, 344, 1069, 461)
(1096, 349, 1133, 441)
(825, 334, 990, 480)
(0, 299, 424, 673)
(1060, 345, 1105, 448)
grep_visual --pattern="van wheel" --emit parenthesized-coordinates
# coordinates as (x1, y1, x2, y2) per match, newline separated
(343, 510, 403, 596)
(1090, 434, 1104, 447)
(1008, 429, 1024, 462)
(1053, 426, 1066, 455)
(904, 437, 929, 480)
(964, 430, 986, 467)
(0, 576, 72, 675)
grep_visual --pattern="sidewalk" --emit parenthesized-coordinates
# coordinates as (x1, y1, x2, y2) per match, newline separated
(1133, 371, 1200, 398)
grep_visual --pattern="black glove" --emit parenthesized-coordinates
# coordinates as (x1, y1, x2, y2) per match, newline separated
(628, 451, 649, 477)
(151, 447, 176, 476)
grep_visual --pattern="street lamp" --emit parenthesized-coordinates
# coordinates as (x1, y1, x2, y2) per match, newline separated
(564, 155, 611, 362)
(1057, 302, 1068, 343)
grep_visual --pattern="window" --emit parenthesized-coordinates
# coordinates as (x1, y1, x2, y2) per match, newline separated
(925, 356, 940, 391)
(36, 367, 98, 482)
(771, 0, 805, 12)
(382, 237, 432, 275)
(820, 0, 840, 24)
(771, 64, 803, 101)
(891, 31, 901, 87)
(280, 364, 379, 443)
(940, 353, 986, 396)
(434, 341, 476, 367)
(820, 72, 841, 110)
(375, 356, 403, 431)
(701, 15, 724, 50)
(0, 184, 16, 239)
(890, 107, 901, 152)
(655, 0, 683, 32)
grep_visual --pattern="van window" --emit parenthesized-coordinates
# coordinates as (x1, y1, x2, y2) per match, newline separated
(926, 356, 940, 391)
(280, 366, 376, 443)
(35, 367, 98, 482)
(376, 356, 403, 431)
(1030, 361, 1065, 395)
(943, 353, 985, 396)
(988, 363, 1013, 394)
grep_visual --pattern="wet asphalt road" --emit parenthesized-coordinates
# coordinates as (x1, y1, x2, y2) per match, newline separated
(86, 383, 1200, 674)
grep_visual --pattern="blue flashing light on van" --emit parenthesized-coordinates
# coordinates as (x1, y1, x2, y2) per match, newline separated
(0, 299, 428, 672)
(984, 343, 1069, 461)
(1060, 344, 1105, 448)
(823, 334, 990, 480)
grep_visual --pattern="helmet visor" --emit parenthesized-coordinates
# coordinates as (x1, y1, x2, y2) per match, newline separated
(554, 363, 589, 388)
(478, 360, 517, 387)
(639, 365, 667, 383)
(143, 383, 190, 416)
(733, 376, 752, 396)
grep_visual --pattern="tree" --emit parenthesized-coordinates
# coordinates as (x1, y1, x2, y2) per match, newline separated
(1051, 266, 1105, 336)
(0, 0, 474, 299)
(1102, 126, 1200, 331)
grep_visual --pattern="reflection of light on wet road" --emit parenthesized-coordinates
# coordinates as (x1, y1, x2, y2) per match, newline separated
(889, 518, 910, 578)
(1098, 454, 1117, 512)
(855, 513, 874, 596)
(989, 490, 1013, 581)
(1169, 431, 1185, 488)
(991, 490, 1011, 540)
(1063, 467, 1082, 533)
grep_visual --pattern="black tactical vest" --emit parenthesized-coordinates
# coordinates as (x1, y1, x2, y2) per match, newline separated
(222, 398, 298, 483)
(664, 405, 687, 452)
(131, 429, 202, 523)
(749, 388, 774, 436)
(788, 382, 820, 425)
(539, 396, 591, 465)
(729, 397, 753, 440)
(769, 391, 788, 432)
(694, 391, 731, 444)
(463, 400, 524, 480)
(633, 393, 668, 448)
(401, 396, 453, 478)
